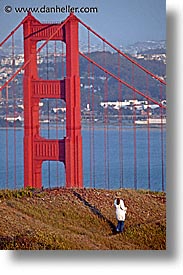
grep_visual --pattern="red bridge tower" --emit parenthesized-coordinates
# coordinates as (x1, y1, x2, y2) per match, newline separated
(23, 13, 83, 188)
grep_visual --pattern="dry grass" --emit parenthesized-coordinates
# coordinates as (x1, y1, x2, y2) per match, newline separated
(0, 187, 166, 250)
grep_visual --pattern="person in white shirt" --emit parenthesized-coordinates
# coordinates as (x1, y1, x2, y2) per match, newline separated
(114, 197, 127, 233)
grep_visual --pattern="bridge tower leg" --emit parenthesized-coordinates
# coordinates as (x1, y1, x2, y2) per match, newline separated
(23, 13, 83, 189)
(65, 15, 83, 188)
(23, 15, 39, 188)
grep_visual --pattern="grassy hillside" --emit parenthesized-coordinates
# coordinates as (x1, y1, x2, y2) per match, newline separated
(0, 188, 166, 250)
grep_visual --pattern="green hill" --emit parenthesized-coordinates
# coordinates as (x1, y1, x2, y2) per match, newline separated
(0, 188, 166, 250)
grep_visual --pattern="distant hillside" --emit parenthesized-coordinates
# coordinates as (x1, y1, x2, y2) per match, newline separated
(124, 40, 166, 55)
(0, 188, 166, 250)
(78, 51, 166, 107)
(1, 40, 166, 107)
(140, 48, 166, 55)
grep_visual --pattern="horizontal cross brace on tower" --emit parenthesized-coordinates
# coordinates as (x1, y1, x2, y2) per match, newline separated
(32, 79, 65, 100)
(34, 138, 65, 162)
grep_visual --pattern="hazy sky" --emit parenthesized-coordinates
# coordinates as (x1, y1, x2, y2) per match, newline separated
(0, 0, 166, 46)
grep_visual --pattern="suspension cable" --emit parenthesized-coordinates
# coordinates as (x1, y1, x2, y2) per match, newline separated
(5, 85, 9, 189)
(87, 30, 92, 188)
(160, 84, 165, 191)
(146, 73, 151, 190)
(54, 41, 59, 188)
(12, 34, 17, 189)
(61, 42, 65, 187)
(118, 53, 123, 188)
(132, 64, 137, 189)
(46, 44, 51, 188)
(0, 20, 24, 47)
(0, 16, 70, 94)
(79, 52, 166, 110)
(78, 18, 166, 86)
(92, 63, 96, 188)
(103, 43, 110, 189)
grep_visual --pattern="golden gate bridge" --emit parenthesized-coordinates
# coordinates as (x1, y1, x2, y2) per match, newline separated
(0, 12, 166, 191)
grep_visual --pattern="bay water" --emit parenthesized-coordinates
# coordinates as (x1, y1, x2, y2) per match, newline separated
(0, 126, 166, 191)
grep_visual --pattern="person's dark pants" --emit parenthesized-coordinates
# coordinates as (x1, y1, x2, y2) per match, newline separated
(116, 220, 125, 232)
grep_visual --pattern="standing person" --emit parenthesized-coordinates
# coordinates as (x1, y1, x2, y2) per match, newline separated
(114, 197, 127, 233)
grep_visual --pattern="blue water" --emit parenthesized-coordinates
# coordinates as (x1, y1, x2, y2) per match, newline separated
(0, 126, 166, 191)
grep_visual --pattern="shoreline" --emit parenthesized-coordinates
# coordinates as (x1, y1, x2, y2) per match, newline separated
(0, 123, 166, 130)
